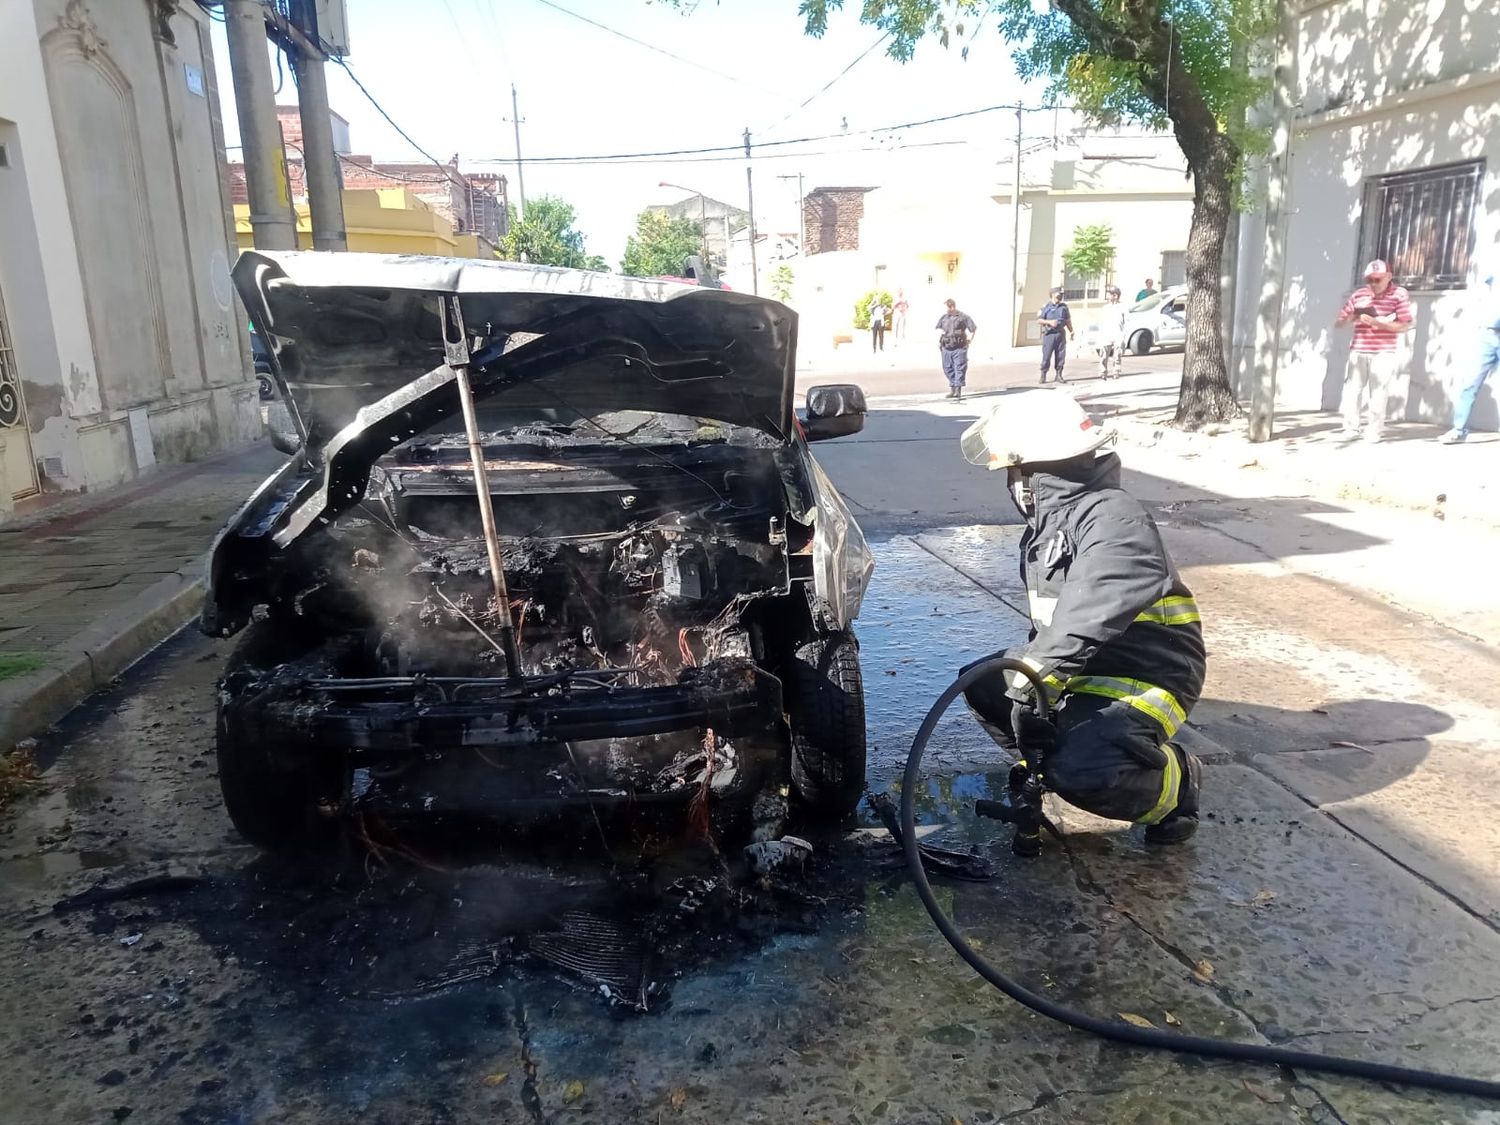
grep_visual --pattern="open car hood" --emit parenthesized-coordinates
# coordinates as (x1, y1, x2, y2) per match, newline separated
(232, 251, 797, 449)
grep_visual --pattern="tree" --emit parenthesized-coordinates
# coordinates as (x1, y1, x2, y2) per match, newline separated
(770, 263, 795, 303)
(499, 195, 607, 270)
(1062, 223, 1116, 286)
(798, 0, 1273, 428)
(620, 210, 705, 277)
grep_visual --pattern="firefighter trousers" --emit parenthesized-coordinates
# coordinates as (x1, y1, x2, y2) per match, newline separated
(963, 665, 1197, 825)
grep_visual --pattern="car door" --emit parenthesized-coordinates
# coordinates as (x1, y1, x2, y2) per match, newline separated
(1157, 294, 1187, 345)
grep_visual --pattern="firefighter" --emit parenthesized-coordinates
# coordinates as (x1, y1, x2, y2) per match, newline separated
(958, 390, 1205, 844)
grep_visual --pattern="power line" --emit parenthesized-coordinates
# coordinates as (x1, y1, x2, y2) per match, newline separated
(467, 139, 968, 169)
(330, 56, 456, 180)
(762, 33, 891, 135)
(529, 0, 785, 99)
(465, 103, 1039, 166)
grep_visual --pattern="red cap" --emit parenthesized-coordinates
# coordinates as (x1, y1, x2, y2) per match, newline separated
(1364, 259, 1391, 279)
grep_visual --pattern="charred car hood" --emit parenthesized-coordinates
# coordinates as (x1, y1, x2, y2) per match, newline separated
(233, 250, 797, 449)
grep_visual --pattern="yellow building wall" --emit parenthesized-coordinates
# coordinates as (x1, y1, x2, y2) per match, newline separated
(234, 188, 495, 258)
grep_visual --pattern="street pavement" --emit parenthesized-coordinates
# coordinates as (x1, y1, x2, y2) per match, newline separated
(1, 352, 1500, 1122)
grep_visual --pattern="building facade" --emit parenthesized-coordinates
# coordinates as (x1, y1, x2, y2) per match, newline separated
(0, 0, 258, 520)
(227, 106, 508, 249)
(1235, 0, 1500, 431)
(790, 133, 1194, 350)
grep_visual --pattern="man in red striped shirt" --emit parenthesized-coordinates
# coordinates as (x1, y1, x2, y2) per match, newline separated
(1334, 259, 1414, 442)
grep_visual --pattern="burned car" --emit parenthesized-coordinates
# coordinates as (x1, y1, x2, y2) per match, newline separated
(203, 251, 874, 848)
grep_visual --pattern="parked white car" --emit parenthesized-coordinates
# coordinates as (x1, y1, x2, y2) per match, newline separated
(1121, 285, 1187, 355)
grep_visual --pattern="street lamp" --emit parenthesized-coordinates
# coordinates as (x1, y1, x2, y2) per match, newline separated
(658, 181, 710, 266)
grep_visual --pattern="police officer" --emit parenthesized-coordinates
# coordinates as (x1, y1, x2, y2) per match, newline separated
(958, 390, 1205, 844)
(1037, 288, 1074, 384)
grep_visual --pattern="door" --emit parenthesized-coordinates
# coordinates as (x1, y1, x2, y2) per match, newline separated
(1157, 294, 1188, 346)
(0, 284, 40, 501)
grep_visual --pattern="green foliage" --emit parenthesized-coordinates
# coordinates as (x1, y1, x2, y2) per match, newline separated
(499, 196, 606, 270)
(1061, 223, 1116, 279)
(620, 211, 705, 277)
(0, 652, 46, 683)
(853, 289, 894, 330)
(770, 264, 795, 302)
(799, 0, 1274, 175)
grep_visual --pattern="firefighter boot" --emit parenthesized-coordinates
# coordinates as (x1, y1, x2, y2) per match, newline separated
(1145, 743, 1202, 846)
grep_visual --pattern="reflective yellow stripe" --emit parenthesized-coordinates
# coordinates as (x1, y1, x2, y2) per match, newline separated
(1008, 657, 1066, 704)
(1134, 594, 1202, 626)
(1065, 675, 1188, 737)
(1136, 744, 1182, 825)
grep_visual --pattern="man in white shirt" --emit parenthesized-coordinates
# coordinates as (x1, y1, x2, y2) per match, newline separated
(1097, 286, 1128, 380)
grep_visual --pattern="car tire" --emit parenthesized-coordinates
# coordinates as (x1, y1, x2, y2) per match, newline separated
(216, 622, 335, 849)
(785, 632, 867, 819)
(1129, 330, 1154, 356)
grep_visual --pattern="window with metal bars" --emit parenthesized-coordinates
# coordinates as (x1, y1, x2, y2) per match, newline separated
(1061, 267, 1101, 302)
(1357, 160, 1484, 291)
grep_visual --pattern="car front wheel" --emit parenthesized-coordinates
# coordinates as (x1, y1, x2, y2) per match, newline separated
(785, 631, 867, 819)
(216, 622, 336, 849)
(1129, 330, 1154, 356)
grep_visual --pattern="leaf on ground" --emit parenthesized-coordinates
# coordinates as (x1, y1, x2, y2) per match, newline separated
(562, 1080, 585, 1105)
(1191, 959, 1216, 984)
(1164, 1011, 1182, 1027)
(1252, 889, 1276, 906)
(1118, 1012, 1155, 1028)
(1242, 1079, 1285, 1103)
(481, 1071, 508, 1087)
(669, 1087, 688, 1111)
(1330, 740, 1367, 750)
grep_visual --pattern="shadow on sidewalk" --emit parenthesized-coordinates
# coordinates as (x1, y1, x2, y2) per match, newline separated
(818, 404, 1387, 562)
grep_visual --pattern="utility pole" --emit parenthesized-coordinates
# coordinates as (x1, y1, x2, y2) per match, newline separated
(224, 0, 296, 250)
(287, 0, 346, 251)
(744, 127, 759, 295)
(510, 84, 526, 222)
(778, 172, 805, 253)
(1010, 106, 1024, 347)
(1250, 0, 1297, 442)
(697, 192, 708, 262)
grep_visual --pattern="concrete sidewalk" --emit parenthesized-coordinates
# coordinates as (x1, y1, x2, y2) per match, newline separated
(1077, 369, 1499, 526)
(0, 440, 284, 747)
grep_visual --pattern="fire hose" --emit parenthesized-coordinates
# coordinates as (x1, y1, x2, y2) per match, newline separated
(899, 656, 1500, 1100)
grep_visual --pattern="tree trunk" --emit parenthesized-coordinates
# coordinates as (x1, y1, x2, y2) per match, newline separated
(1174, 134, 1242, 428)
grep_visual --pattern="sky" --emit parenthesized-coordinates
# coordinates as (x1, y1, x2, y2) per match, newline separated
(209, 0, 1040, 264)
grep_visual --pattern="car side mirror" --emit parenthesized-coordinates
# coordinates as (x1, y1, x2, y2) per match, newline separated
(801, 383, 867, 442)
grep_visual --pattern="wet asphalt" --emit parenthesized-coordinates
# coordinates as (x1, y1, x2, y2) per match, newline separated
(5, 434, 1500, 1121)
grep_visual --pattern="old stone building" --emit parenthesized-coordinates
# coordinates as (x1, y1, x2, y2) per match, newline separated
(802, 187, 874, 255)
(0, 0, 258, 519)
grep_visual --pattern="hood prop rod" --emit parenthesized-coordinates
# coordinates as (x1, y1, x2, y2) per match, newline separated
(442, 295, 522, 680)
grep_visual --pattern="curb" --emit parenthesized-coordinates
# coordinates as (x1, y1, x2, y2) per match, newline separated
(0, 571, 205, 749)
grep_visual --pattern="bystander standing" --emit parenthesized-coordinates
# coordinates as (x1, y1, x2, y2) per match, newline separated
(1135, 279, 1157, 302)
(1334, 259, 1413, 443)
(1097, 286, 1127, 379)
(892, 290, 909, 341)
(1441, 269, 1500, 444)
(870, 298, 888, 353)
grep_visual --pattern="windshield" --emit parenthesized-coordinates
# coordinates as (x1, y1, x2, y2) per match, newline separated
(1130, 292, 1169, 313)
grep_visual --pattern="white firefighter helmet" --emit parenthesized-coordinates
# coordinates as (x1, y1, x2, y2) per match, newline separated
(959, 390, 1114, 470)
